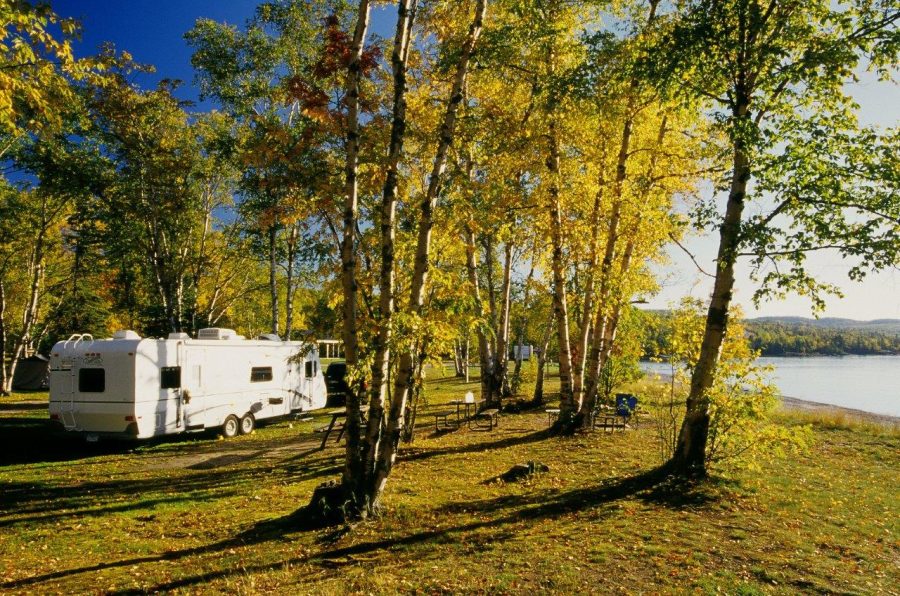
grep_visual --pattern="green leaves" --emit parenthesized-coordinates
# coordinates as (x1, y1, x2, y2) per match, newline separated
(647, 0, 898, 315)
(745, 116, 900, 309)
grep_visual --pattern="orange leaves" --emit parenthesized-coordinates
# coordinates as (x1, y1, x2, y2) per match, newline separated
(315, 15, 354, 78)
(283, 75, 330, 122)
(280, 14, 383, 125)
(314, 15, 382, 81)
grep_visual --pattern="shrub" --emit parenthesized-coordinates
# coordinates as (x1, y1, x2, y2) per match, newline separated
(645, 299, 811, 474)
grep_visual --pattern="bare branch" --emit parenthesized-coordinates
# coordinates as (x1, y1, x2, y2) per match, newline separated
(669, 233, 716, 278)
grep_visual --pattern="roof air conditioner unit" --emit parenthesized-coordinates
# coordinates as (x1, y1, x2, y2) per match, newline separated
(113, 330, 141, 340)
(197, 328, 237, 340)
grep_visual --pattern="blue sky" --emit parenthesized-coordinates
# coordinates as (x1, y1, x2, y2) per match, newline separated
(52, 0, 397, 107)
(51, 1, 900, 320)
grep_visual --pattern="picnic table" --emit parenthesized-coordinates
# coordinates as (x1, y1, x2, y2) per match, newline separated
(448, 398, 482, 425)
(319, 405, 370, 449)
(470, 407, 500, 431)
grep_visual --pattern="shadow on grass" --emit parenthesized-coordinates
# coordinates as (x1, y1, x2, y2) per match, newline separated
(0, 401, 48, 411)
(0, 417, 138, 466)
(1, 497, 334, 591)
(2, 465, 717, 593)
(0, 414, 240, 467)
(0, 410, 329, 467)
(397, 428, 552, 464)
(0, 443, 341, 531)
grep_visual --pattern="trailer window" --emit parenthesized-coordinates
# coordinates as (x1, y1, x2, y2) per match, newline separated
(160, 366, 181, 389)
(78, 368, 105, 393)
(305, 361, 313, 378)
(250, 367, 273, 382)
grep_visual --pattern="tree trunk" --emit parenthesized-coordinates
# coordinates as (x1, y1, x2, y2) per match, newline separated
(402, 336, 429, 444)
(465, 225, 495, 404)
(285, 223, 298, 340)
(531, 318, 553, 406)
(454, 339, 465, 377)
(547, 116, 574, 419)
(5, 239, 44, 395)
(0, 279, 7, 395)
(570, 182, 604, 411)
(373, 0, 487, 510)
(671, 102, 750, 476)
(339, 0, 371, 510)
(268, 225, 279, 336)
(483, 235, 498, 356)
(188, 181, 215, 333)
(511, 244, 536, 391)
(463, 336, 470, 383)
(492, 242, 513, 401)
(360, 0, 419, 512)
(454, 337, 470, 379)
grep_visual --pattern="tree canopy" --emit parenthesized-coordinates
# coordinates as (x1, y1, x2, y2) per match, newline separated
(1, 0, 897, 498)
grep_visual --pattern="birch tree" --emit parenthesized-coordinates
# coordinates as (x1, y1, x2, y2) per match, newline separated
(653, 0, 900, 475)
(378, 0, 488, 510)
(312, 0, 488, 519)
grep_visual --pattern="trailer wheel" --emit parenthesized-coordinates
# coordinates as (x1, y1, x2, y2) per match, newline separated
(239, 413, 255, 435)
(222, 415, 240, 438)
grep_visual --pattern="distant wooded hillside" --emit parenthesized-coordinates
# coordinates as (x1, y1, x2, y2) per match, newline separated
(641, 311, 900, 357)
(749, 317, 900, 334)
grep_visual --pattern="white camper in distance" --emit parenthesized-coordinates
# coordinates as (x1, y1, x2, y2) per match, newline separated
(48, 328, 327, 440)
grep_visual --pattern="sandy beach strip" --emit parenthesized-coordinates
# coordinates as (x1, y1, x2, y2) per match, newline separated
(778, 395, 899, 426)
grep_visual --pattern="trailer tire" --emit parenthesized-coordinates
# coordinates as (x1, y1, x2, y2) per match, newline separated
(239, 413, 255, 435)
(222, 415, 240, 438)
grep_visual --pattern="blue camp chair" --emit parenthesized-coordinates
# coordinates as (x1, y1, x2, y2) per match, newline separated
(615, 393, 638, 419)
(592, 393, 638, 432)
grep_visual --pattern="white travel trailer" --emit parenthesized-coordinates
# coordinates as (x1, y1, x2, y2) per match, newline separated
(48, 328, 327, 440)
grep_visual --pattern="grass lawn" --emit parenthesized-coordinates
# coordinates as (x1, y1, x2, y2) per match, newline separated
(0, 370, 897, 594)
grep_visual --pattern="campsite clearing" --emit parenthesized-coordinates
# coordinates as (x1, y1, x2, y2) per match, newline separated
(0, 373, 897, 594)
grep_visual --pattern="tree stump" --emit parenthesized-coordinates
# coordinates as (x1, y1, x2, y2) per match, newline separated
(500, 461, 549, 482)
(302, 480, 353, 526)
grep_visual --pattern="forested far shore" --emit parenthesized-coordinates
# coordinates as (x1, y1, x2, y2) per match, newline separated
(747, 322, 900, 356)
(641, 312, 900, 358)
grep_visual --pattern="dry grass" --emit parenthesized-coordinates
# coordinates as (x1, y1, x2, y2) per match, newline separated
(776, 405, 900, 437)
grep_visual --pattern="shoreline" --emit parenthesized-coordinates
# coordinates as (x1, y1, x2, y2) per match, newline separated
(778, 395, 900, 426)
(640, 370, 900, 425)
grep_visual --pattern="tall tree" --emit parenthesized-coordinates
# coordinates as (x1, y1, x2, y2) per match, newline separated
(0, 185, 70, 394)
(187, 2, 345, 336)
(0, 2, 108, 392)
(377, 0, 488, 511)
(361, 0, 419, 502)
(656, 0, 900, 475)
(84, 77, 227, 333)
(339, 0, 372, 520)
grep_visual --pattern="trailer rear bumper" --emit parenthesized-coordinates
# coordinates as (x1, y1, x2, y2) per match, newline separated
(49, 401, 144, 437)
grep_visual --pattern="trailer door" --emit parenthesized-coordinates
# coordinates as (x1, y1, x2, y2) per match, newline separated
(182, 348, 206, 429)
(304, 358, 316, 397)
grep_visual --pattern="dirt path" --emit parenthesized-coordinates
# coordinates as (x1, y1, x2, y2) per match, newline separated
(143, 430, 329, 471)
(0, 399, 340, 470)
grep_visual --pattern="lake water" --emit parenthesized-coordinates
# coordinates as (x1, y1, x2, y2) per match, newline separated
(639, 355, 900, 417)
